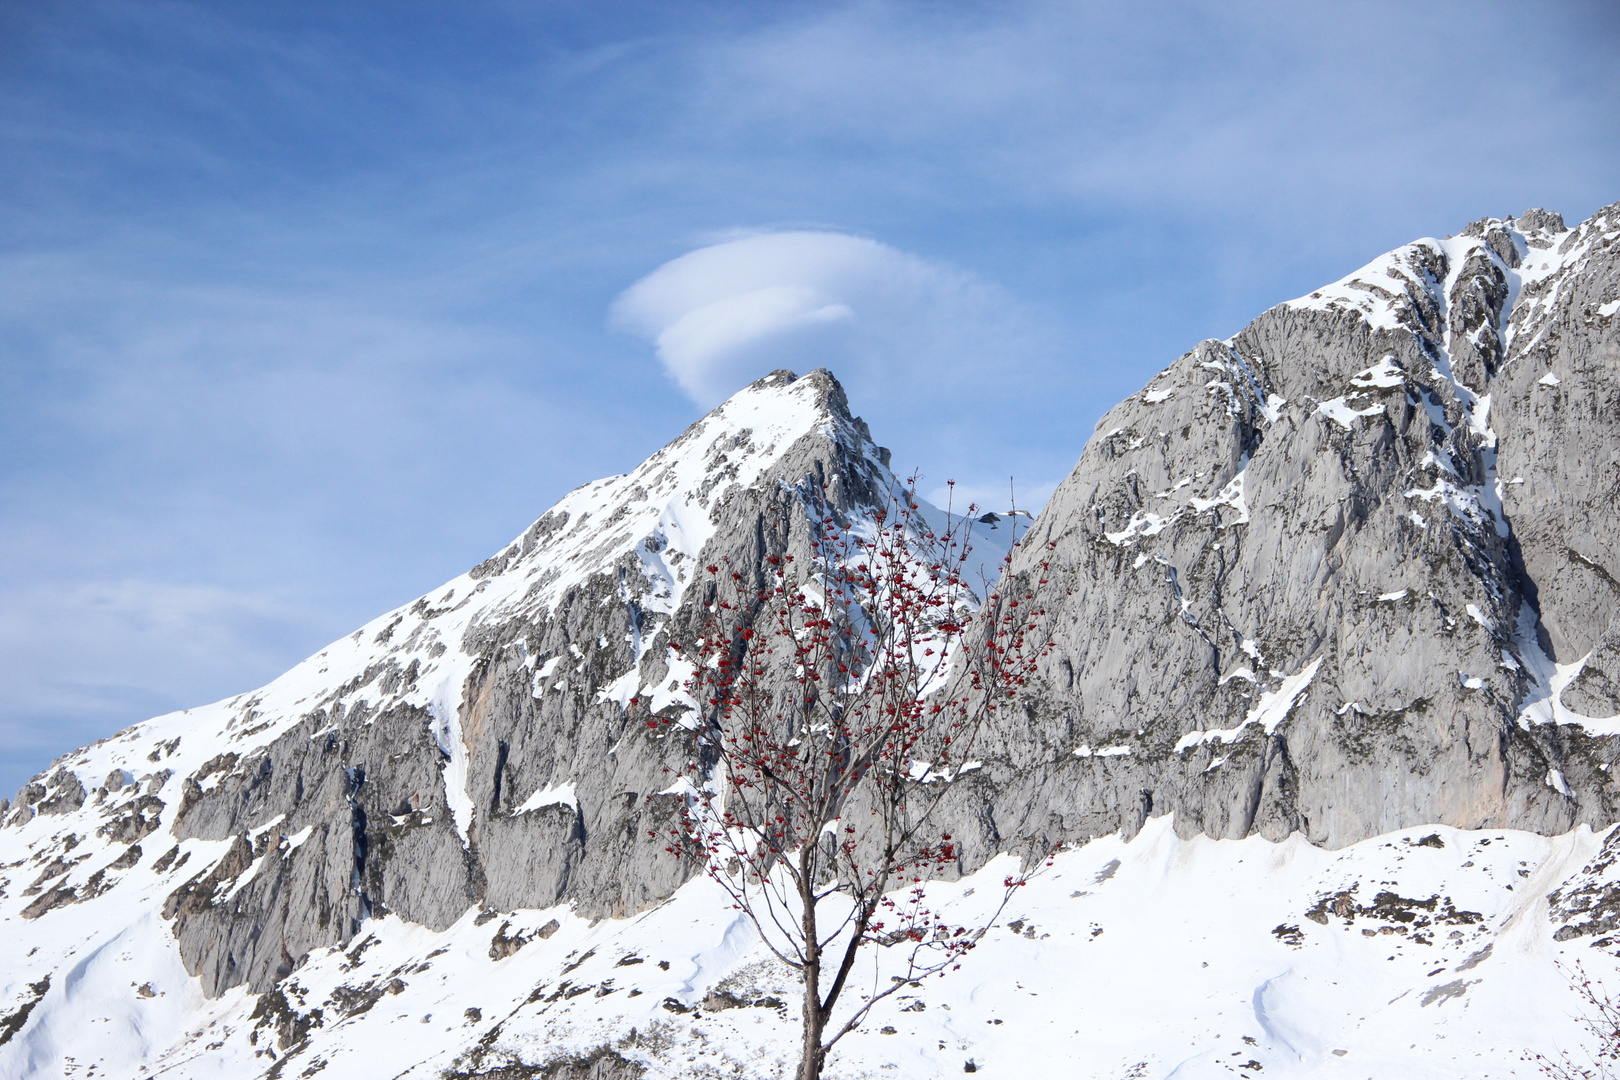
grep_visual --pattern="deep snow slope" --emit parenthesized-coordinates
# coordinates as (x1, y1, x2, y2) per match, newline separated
(987, 204, 1620, 856)
(9, 816, 1620, 1079)
(3, 206, 1620, 1079)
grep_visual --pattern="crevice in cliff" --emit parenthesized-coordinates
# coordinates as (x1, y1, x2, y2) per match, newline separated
(345, 764, 371, 932)
(491, 741, 509, 815)
(1161, 559, 1219, 676)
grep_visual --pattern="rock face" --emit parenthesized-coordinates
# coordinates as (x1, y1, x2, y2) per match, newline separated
(0, 204, 1616, 1070)
(982, 203, 1620, 855)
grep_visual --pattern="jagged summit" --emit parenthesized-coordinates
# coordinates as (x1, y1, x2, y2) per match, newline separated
(1279, 204, 1602, 392)
(0, 363, 905, 1003)
(465, 367, 884, 615)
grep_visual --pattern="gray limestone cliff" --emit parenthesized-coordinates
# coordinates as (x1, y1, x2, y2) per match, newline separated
(969, 204, 1620, 858)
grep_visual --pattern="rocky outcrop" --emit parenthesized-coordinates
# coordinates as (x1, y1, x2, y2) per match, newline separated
(978, 204, 1620, 854)
(1549, 826, 1620, 947)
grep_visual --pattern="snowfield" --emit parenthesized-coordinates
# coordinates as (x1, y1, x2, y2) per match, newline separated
(3, 812, 1617, 1078)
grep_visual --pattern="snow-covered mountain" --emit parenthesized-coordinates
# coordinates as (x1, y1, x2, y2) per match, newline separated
(0, 369, 925, 993)
(2, 205, 1619, 1079)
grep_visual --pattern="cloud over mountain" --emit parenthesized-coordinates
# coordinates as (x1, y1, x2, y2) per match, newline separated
(612, 231, 1030, 408)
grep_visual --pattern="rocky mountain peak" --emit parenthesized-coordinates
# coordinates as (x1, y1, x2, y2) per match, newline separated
(993, 202, 1619, 853)
(0, 361, 912, 1002)
(465, 366, 883, 614)
(1515, 207, 1567, 235)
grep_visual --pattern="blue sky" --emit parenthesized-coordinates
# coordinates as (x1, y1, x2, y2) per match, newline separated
(2, 0, 1617, 797)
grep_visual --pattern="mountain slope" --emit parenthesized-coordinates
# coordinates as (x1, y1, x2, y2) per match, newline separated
(0, 369, 955, 1005)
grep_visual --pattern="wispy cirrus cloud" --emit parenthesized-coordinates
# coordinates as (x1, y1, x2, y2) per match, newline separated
(0, 576, 313, 767)
(686, 0, 1620, 231)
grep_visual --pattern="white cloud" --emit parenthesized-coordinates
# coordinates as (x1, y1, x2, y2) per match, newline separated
(611, 230, 1032, 408)
(684, 1, 1617, 236)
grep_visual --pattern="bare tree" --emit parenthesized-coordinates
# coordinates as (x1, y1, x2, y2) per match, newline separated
(1531, 962, 1620, 1079)
(649, 478, 1054, 1080)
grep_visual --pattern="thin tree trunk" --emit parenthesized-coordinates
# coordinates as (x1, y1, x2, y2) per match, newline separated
(798, 987, 826, 1080)
(798, 850, 827, 1080)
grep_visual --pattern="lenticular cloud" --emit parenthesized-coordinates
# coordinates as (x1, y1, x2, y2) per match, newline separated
(612, 231, 1016, 407)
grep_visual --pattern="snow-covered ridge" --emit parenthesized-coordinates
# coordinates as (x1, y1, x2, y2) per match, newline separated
(474, 366, 867, 616)
(0, 371, 882, 1023)
(1, 369, 857, 834)
(1283, 209, 1579, 336)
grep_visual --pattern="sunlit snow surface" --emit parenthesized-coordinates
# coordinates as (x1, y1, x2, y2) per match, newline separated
(3, 816, 1615, 1078)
